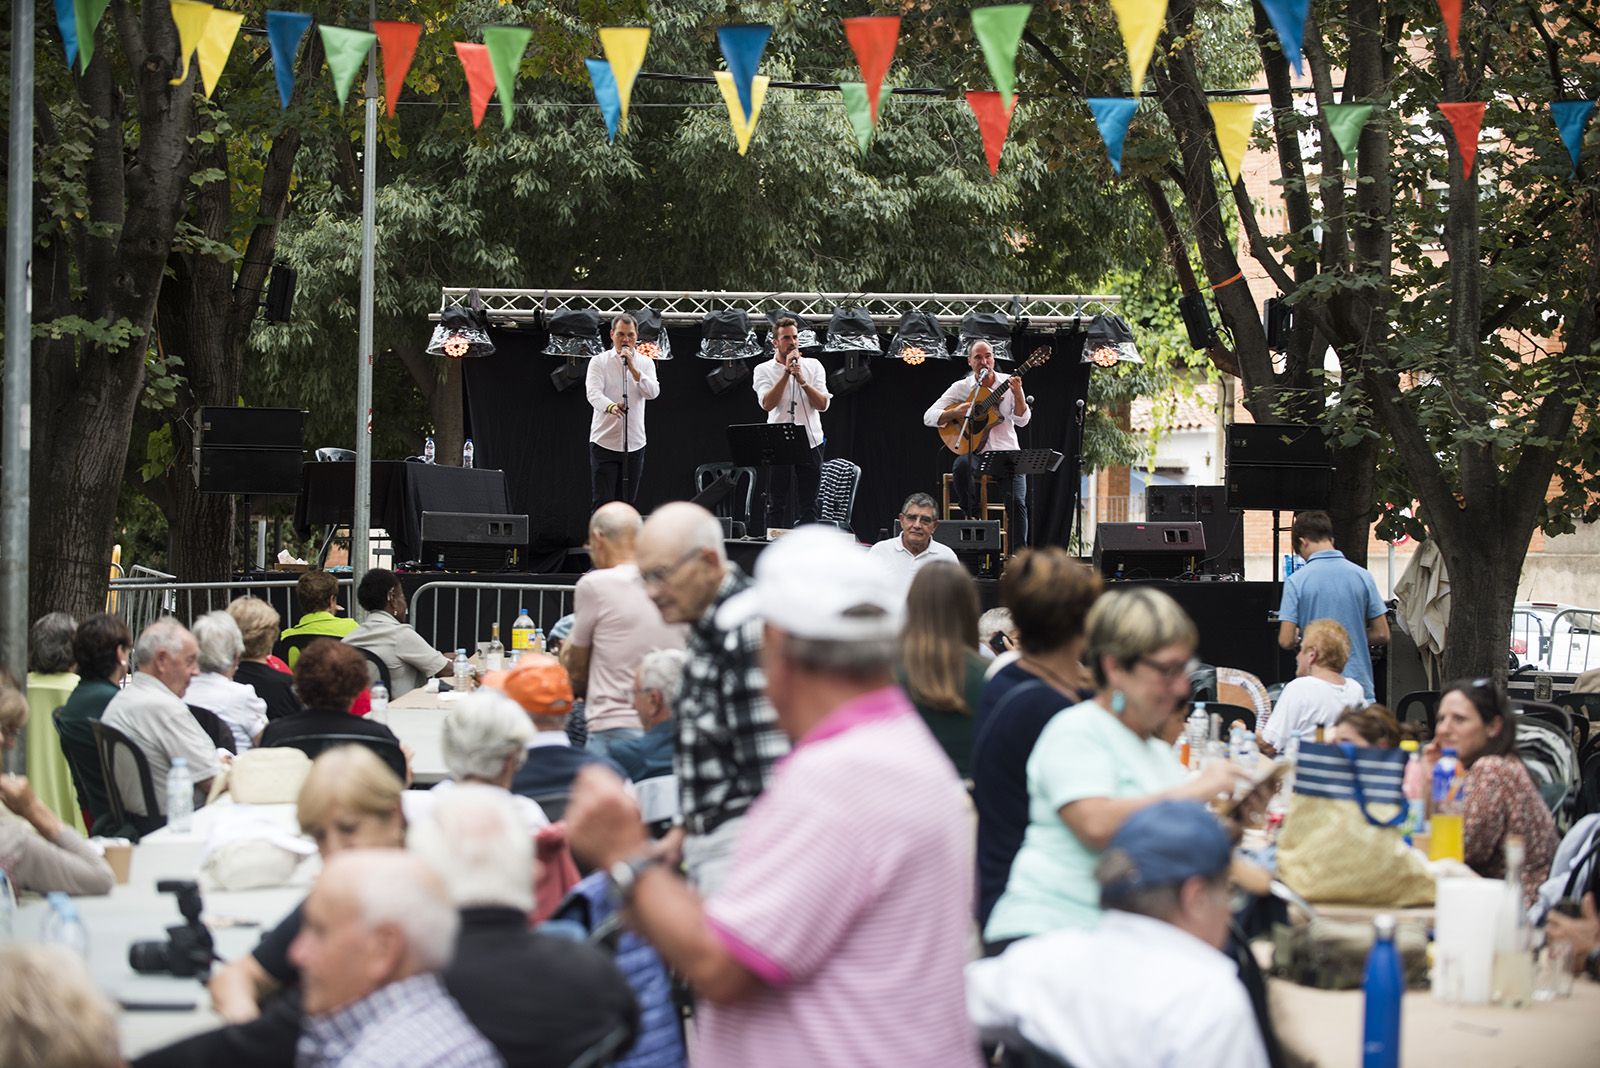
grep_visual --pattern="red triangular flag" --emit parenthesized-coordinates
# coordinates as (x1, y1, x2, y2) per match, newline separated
(1436, 0, 1462, 59)
(372, 21, 422, 118)
(965, 91, 1017, 176)
(1440, 101, 1485, 179)
(454, 42, 495, 130)
(842, 16, 900, 124)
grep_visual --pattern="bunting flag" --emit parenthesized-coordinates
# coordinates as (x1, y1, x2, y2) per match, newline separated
(970, 5, 1031, 105)
(840, 82, 876, 155)
(1108, 0, 1168, 97)
(965, 90, 1017, 176)
(717, 24, 772, 125)
(1439, 101, 1485, 179)
(168, 1, 213, 86)
(586, 58, 622, 142)
(842, 15, 900, 124)
(196, 9, 245, 99)
(74, 0, 112, 71)
(1259, 0, 1310, 77)
(319, 26, 376, 110)
(54, 0, 79, 69)
(483, 26, 533, 131)
(714, 70, 770, 155)
(1437, 0, 1462, 59)
(1324, 102, 1374, 164)
(266, 11, 314, 108)
(1209, 101, 1257, 184)
(372, 21, 422, 118)
(454, 42, 495, 129)
(1088, 97, 1139, 175)
(598, 27, 650, 134)
(1550, 101, 1595, 175)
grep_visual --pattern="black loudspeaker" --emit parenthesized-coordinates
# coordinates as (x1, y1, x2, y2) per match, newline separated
(196, 407, 305, 495)
(1225, 423, 1334, 512)
(1225, 423, 1330, 467)
(1093, 522, 1207, 580)
(1263, 297, 1292, 351)
(1144, 485, 1244, 577)
(264, 264, 296, 323)
(420, 511, 528, 571)
(1145, 484, 1198, 520)
(1178, 291, 1217, 350)
(931, 520, 1002, 555)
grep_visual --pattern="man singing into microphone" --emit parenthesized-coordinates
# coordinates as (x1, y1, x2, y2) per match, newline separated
(586, 314, 661, 513)
(750, 317, 831, 529)
(922, 340, 1031, 546)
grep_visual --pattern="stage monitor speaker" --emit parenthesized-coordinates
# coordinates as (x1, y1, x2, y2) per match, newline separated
(196, 406, 305, 495)
(1145, 486, 1243, 577)
(420, 511, 529, 571)
(1093, 522, 1207, 580)
(930, 520, 1002, 556)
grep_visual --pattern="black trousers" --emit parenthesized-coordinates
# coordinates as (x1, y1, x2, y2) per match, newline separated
(590, 444, 645, 514)
(753, 445, 824, 531)
(952, 454, 1028, 548)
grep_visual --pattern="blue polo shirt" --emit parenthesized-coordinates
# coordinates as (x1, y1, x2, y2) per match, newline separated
(1279, 549, 1386, 700)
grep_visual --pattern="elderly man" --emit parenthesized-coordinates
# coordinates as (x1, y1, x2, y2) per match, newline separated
(923, 340, 1032, 546)
(609, 648, 686, 783)
(966, 801, 1269, 1068)
(562, 502, 684, 760)
(289, 850, 501, 1068)
(750, 316, 831, 529)
(412, 785, 639, 1067)
(343, 568, 450, 697)
(280, 570, 357, 645)
(866, 492, 958, 592)
(586, 314, 660, 512)
(185, 611, 268, 752)
(101, 619, 220, 821)
(634, 502, 787, 893)
(483, 656, 622, 802)
(570, 527, 980, 1068)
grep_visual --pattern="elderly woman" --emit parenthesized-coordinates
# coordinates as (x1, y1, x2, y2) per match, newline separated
(983, 588, 1248, 951)
(184, 611, 269, 753)
(53, 615, 131, 833)
(1258, 618, 1366, 756)
(0, 679, 115, 895)
(0, 945, 120, 1068)
(408, 691, 548, 831)
(227, 596, 304, 721)
(24, 612, 84, 831)
(260, 640, 404, 781)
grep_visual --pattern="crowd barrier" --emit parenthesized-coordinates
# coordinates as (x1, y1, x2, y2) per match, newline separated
(106, 576, 353, 637)
(407, 581, 575, 653)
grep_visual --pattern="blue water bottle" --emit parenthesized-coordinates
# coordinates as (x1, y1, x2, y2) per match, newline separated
(1362, 914, 1402, 1067)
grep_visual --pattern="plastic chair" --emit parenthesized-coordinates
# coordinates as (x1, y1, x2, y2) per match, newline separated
(270, 732, 407, 783)
(1394, 690, 1440, 739)
(187, 704, 239, 754)
(90, 720, 167, 839)
(273, 632, 330, 671)
(53, 709, 111, 834)
(1206, 702, 1257, 735)
(349, 646, 393, 691)
(815, 458, 861, 530)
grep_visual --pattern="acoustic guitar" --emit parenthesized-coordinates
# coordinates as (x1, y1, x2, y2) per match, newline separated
(937, 347, 1053, 455)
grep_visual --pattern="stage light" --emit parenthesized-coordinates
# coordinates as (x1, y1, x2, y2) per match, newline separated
(954, 311, 1012, 363)
(550, 359, 586, 392)
(633, 307, 673, 361)
(887, 310, 950, 364)
(426, 305, 496, 359)
(705, 361, 753, 394)
(821, 307, 881, 356)
(762, 308, 821, 357)
(699, 309, 761, 361)
(542, 308, 604, 358)
(1082, 313, 1143, 366)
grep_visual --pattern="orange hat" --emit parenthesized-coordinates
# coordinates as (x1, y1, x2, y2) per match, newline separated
(481, 654, 574, 716)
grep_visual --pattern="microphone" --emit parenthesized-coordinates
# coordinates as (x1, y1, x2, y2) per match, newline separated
(1026, 395, 1035, 405)
(1075, 398, 1086, 426)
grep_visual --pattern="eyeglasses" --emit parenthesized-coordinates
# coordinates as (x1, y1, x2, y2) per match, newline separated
(640, 546, 703, 587)
(1136, 655, 1200, 682)
(900, 513, 937, 527)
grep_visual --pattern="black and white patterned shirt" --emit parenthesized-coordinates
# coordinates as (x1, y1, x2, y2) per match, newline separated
(296, 973, 503, 1068)
(674, 567, 790, 836)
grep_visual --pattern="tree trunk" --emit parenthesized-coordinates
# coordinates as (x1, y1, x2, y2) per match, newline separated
(1328, 437, 1378, 568)
(395, 347, 465, 466)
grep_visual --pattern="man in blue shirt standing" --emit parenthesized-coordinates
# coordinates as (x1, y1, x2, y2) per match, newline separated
(1277, 510, 1389, 700)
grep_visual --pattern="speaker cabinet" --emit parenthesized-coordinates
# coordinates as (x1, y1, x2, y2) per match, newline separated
(1093, 522, 1207, 580)
(196, 407, 305, 495)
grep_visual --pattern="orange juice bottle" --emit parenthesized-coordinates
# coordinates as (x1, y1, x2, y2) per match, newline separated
(1428, 756, 1466, 863)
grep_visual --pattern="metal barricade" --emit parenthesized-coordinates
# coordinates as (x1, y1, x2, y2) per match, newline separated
(106, 576, 354, 635)
(1548, 608, 1600, 675)
(407, 581, 576, 654)
(1511, 608, 1552, 669)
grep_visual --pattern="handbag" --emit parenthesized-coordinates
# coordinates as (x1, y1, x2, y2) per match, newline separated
(1276, 741, 1435, 906)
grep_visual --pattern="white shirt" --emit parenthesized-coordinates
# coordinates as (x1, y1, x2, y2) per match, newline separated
(586, 347, 660, 452)
(922, 371, 1032, 452)
(1260, 674, 1367, 751)
(102, 672, 223, 816)
(184, 672, 269, 752)
(403, 779, 550, 831)
(866, 535, 959, 594)
(966, 910, 1269, 1068)
(751, 356, 831, 449)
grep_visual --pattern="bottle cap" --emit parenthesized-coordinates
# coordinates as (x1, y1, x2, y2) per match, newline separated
(1373, 913, 1396, 937)
(1442, 747, 1458, 757)
(171, 756, 187, 768)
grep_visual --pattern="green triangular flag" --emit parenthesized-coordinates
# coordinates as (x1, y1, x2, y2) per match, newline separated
(1324, 103, 1375, 165)
(74, 0, 113, 71)
(318, 26, 376, 109)
(482, 26, 534, 131)
(840, 82, 876, 155)
(971, 4, 1032, 104)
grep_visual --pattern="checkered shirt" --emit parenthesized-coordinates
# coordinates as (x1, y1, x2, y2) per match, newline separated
(674, 567, 790, 835)
(296, 973, 504, 1068)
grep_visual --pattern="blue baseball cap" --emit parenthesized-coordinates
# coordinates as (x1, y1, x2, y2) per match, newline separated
(1100, 800, 1231, 893)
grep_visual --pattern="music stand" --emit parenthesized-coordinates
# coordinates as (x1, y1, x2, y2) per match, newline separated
(975, 449, 1064, 553)
(727, 423, 814, 538)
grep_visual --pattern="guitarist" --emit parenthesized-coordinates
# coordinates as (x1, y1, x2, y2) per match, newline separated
(921, 341, 1032, 546)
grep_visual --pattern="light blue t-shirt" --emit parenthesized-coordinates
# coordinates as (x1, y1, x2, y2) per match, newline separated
(1279, 549, 1386, 700)
(984, 699, 1185, 941)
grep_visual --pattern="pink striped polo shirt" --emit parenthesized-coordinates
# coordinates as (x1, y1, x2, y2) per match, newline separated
(700, 685, 982, 1068)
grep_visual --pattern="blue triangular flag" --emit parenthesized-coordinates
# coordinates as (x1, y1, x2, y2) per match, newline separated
(54, 0, 79, 67)
(1259, 0, 1311, 78)
(717, 24, 772, 122)
(1088, 98, 1139, 176)
(586, 58, 622, 143)
(266, 10, 315, 109)
(1551, 100, 1595, 175)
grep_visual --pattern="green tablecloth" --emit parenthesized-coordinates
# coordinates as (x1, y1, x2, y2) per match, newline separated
(25, 672, 86, 834)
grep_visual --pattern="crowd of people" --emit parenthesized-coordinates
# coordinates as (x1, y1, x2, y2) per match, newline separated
(2, 505, 1598, 1068)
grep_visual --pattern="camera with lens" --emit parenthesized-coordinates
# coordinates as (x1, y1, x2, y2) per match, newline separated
(128, 879, 216, 979)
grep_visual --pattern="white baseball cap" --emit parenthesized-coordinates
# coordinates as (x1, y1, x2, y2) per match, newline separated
(716, 526, 903, 642)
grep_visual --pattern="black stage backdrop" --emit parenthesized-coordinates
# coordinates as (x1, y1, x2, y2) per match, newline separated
(462, 325, 1090, 555)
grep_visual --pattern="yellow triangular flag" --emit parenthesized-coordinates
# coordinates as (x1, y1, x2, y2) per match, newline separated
(1209, 101, 1257, 184)
(168, 0, 215, 86)
(599, 27, 650, 135)
(714, 70, 769, 155)
(1108, 0, 1168, 97)
(196, 9, 245, 99)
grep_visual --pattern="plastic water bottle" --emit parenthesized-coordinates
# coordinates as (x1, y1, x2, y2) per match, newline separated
(41, 892, 89, 958)
(511, 608, 536, 651)
(1361, 914, 1402, 1067)
(369, 682, 389, 724)
(462, 439, 474, 468)
(533, 627, 546, 654)
(453, 649, 471, 692)
(423, 435, 436, 464)
(1400, 740, 1425, 839)
(166, 756, 194, 833)
(0, 869, 15, 943)
(1229, 722, 1257, 772)
(1185, 706, 1208, 768)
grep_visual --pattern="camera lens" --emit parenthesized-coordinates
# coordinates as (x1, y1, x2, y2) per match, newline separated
(128, 940, 172, 975)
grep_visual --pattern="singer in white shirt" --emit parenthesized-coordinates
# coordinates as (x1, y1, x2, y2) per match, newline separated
(585, 315, 661, 513)
(750, 318, 832, 529)
(922, 341, 1032, 545)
